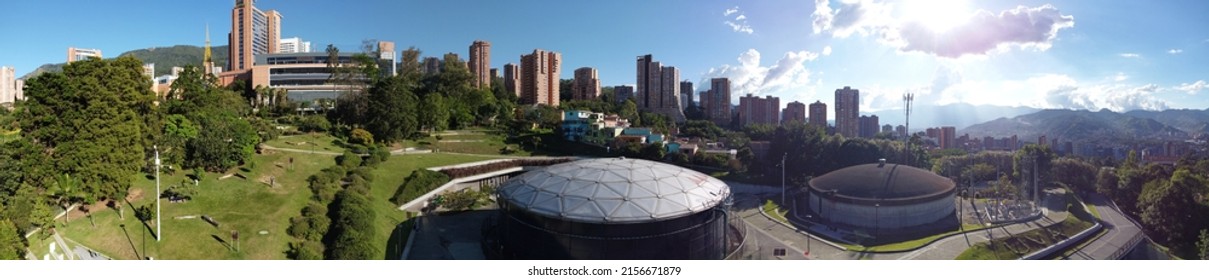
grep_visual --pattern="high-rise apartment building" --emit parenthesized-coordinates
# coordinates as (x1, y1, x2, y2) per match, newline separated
(614, 85, 634, 104)
(229, 0, 281, 71)
(680, 81, 693, 109)
(882, 124, 893, 134)
(278, 37, 312, 54)
(422, 57, 442, 75)
(739, 94, 780, 126)
(783, 101, 806, 124)
(1, 66, 15, 104)
(707, 78, 732, 125)
(520, 49, 561, 106)
(635, 55, 686, 121)
(67, 47, 102, 62)
(13, 79, 22, 102)
(490, 68, 499, 79)
(938, 126, 957, 149)
(503, 63, 520, 97)
(809, 100, 827, 128)
(835, 86, 860, 138)
(859, 115, 879, 138)
(572, 67, 600, 100)
(469, 40, 491, 88)
(897, 125, 908, 138)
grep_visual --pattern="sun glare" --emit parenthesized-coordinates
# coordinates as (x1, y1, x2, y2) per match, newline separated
(901, 0, 971, 32)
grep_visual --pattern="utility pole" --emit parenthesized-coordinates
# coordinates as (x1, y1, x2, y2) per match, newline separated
(154, 145, 161, 242)
(903, 93, 913, 166)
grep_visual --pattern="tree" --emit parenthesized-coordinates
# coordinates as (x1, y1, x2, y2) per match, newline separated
(298, 115, 331, 133)
(19, 56, 153, 201)
(1197, 229, 1209, 260)
(324, 190, 380, 259)
(619, 99, 638, 125)
(186, 112, 259, 172)
(1014, 144, 1055, 200)
(1137, 169, 1206, 258)
(0, 219, 25, 260)
(419, 93, 449, 132)
(364, 77, 418, 143)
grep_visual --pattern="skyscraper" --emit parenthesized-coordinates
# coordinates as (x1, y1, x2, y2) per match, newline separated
(835, 86, 859, 138)
(229, 0, 281, 71)
(707, 78, 732, 125)
(660, 66, 681, 111)
(503, 63, 520, 97)
(423, 57, 442, 75)
(739, 94, 780, 126)
(572, 67, 600, 100)
(859, 115, 879, 138)
(469, 40, 491, 89)
(67, 47, 102, 62)
(680, 81, 693, 109)
(520, 49, 561, 106)
(636, 55, 661, 109)
(809, 100, 827, 128)
(783, 101, 806, 124)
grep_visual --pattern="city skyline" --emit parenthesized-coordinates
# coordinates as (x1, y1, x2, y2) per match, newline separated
(2, 0, 1207, 120)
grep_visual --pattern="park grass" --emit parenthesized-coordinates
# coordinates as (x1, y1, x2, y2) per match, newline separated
(762, 200, 788, 223)
(50, 150, 336, 260)
(368, 153, 499, 259)
(264, 133, 347, 153)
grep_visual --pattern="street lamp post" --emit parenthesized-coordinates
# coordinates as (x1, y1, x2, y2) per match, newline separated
(154, 145, 161, 242)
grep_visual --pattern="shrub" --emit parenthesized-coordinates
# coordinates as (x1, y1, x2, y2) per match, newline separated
(391, 169, 451, 206)
(349, 128, 374, 146)
(297, 115, 331, 133)
(288, 240, 325, 260)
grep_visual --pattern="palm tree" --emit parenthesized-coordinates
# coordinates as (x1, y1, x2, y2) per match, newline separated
(47, 174, 84, 224)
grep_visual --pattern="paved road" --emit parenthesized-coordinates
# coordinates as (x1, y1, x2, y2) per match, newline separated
(1060, 193, 1144, 260)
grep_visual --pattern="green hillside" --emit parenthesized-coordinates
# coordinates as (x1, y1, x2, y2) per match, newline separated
(20, 45, 229, 79)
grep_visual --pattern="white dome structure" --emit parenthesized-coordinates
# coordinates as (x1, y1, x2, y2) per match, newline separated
(498, 157, 730, 224)
(491, 158, 737, 260)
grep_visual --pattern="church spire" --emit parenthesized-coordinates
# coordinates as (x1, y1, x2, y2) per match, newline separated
(204, 23, 214, 75)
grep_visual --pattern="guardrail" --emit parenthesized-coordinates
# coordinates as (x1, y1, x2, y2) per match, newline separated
(1019, 222, 1102, 260)
(1109, 231, 1146, 260)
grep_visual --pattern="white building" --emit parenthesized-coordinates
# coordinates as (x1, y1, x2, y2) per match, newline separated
(1, 66, 15, 104)
(278, 37, 312, 54)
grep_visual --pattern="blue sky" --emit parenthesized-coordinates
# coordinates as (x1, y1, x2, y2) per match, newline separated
(2, 0, 1207, 120)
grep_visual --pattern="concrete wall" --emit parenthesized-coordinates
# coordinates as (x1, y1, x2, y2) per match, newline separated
(809, 193, 955, 230)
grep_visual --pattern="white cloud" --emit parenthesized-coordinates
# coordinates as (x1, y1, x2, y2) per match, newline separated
(812, 1, 1075, 58)
(724, 7, 739, 16)
(822, 46, 833, 56)
(857, 73, 1172, 112)
(725, 21, 755, 34)
(1113, 72, 1128, 82)
(1176, 80, 1207, 95)
(701, 49, 819, 102)
(723, 6, 754, 34)
(1119, 53, 1141, 58)
(1168, 49, 1183, 54)
(811, 0, 895, 38)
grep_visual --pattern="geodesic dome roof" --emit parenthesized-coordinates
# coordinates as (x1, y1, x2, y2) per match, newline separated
(497, 158, 731, 224)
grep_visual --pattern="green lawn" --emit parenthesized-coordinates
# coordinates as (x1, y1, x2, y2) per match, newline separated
(36, 150, 500, 260)
(762, 200, 788, 223)
(44, 150, 336, 260)
(367, 153, 500, 259)
(264, 133, 347, 153)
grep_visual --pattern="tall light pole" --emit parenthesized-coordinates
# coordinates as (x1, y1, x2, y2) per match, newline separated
(154, 145, 161, 242)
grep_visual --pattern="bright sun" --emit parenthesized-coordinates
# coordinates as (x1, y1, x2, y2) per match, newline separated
(900, 0, 971, 32)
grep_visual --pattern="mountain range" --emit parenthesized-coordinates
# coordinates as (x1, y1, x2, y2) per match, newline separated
(865, 103, 1041, 131)
(20, 45, 229, 80)
(960, 108, 1204, 144)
